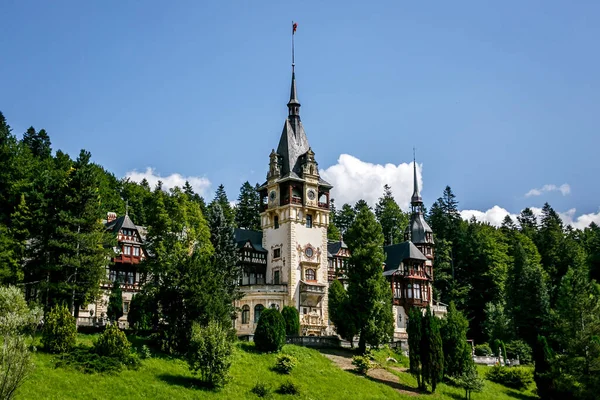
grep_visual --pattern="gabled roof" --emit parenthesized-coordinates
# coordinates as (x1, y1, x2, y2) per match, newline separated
(234, 228, 266, 253)
(105, 214, 138, 234)
(327, 240, 348, 257)
(383, 241, 427, 273)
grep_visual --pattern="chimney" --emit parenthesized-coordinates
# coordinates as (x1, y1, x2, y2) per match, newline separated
(107, 212, 117, 223)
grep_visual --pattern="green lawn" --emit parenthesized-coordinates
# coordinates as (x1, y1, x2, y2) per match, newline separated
(17, 335, 538, 400)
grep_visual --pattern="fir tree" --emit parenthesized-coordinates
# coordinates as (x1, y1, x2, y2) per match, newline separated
(441, 302, 473, 378)
(374, 184, 408, 246)
(207, 203, 242, 323)
(22, 126, 52, 159)
(421, 306, 444, 392)
(407, 307, 424, 389)
(336, 203, 356, 236)
(517, 207, 538, 239)
(234, 181, 261, 230)
(345, 206, 393, 353)
(328, 279, 357, 346)
(210, 184, 235, 226)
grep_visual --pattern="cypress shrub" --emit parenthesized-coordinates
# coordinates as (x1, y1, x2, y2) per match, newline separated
(94, 322, 131, 362)
(254, 308, 286, 352)
(280, 306, 300, 336)
(42, 304, 77, 354)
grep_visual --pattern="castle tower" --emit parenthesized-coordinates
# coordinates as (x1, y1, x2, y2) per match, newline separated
(258, 64, 333, 336)
(404, 156, 435, 276)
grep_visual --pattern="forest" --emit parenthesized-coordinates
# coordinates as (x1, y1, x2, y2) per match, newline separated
(0, 111, 599, 399)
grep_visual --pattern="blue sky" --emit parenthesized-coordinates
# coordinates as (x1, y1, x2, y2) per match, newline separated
(1, 1, 599, 227)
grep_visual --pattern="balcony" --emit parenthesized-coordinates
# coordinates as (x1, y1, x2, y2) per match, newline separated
(239, 284, 288, 294)
(318, 202, 329, 209)
(393, 268, 430, 280)
(300, 281, 326, 307)
(432, 302, 448, 315)
(392, 297, 429, 308)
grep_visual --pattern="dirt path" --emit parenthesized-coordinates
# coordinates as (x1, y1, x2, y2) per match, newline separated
(320, 349, 418, 396)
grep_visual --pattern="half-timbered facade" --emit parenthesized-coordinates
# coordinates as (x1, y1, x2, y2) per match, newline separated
(78, 212, 147, 328)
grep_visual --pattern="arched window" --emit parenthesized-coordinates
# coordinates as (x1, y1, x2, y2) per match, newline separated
(254, 304, 264, 323)
(274, 216, 279, 229)
(241, 305, 250, 324)
(270, 303, 279, 310)
(305, 269, 316, 281)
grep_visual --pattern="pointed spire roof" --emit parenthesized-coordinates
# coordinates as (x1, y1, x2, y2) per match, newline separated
(288, 67, 300, 107)
(411, 151, 422, 205)
(276, 66, 309, 178)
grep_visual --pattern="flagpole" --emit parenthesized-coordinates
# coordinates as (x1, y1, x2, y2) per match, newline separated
(292, 21, 295, 69)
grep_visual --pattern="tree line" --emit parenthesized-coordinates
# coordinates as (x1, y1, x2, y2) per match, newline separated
(2, 111, 599, 398)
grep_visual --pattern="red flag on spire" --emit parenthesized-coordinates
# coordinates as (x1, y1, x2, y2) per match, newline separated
(293, 22, 298, 34)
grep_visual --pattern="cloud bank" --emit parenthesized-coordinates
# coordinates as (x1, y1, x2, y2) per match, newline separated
(525, 184, 571, 197)
(460, 206, 600, 230)
(125, 167, 212, 196)
(320, 154, 420, 210)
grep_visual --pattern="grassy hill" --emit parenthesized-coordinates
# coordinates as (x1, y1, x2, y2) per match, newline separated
(17, 336, 538, 400)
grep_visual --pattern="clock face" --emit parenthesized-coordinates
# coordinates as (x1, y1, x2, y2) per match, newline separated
(305, 247, 314, 258)
(269, 190, 277, 201)
(307, 189, 316, 200)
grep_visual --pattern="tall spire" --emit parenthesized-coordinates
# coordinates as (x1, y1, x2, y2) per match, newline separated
(288, 21, 300, 123)
(411, 148, 423, 208)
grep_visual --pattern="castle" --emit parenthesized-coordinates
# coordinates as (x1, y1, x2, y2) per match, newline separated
(79, 58, 446, 340)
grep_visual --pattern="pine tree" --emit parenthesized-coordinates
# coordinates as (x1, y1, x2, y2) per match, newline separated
(234, 181, 261, 230)
(336, 203, 356, 236)
(517, 207, 538, 239)
(345, 206, 394, 353)
(328, 279, 357, 346)
(207, 203, 242, 324)
(22, 126, 52, 159)
(327, 222, 341, 242)
(428, 186, 460, 242)
(375, 184, 408, 246)
(210, 184, 235, 226)
(407, 307, 424, 389)
(551, 263, 600, 398)
(441, 302, 473, 378)
(143, 187, 215, 353)
(421, 306, 444, 392)
(107, 279, 124, 322)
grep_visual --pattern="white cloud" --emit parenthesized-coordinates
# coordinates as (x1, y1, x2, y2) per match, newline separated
(124, 167, 212, 196)
(320, 154, 420, 210)
(525, 184, 571, 197)
(460, 206, 600, 230)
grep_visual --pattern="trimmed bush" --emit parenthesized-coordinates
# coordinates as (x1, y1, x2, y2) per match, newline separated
(254, 308, 286, 353)
(275, 354, 297, 374)
(351, 355, 373, 375)
(485, 365, 534, 390)
(94, 322, 131, 362)
(474, 343, 492, 356)
(277, 380, 300, 395)
(186, 320, 233, 388)
(42, 304, 77, 354)
(251, 382, 270, 397)
(280, 306, 300, 336)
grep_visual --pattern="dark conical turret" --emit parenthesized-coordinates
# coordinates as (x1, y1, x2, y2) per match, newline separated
(405, 154, 434, 245)
(287, 67, 301, 128)
(411, 157, 423, 207)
